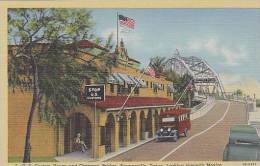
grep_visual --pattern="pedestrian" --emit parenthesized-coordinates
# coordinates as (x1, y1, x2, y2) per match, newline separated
(75, 133, 88, 152)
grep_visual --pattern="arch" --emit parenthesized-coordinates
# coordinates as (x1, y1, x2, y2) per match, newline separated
(64, 112, 92, 154)
(105, 113, 115, 153)
(165, 55, 225, 97)
(119, 112, 127, 147)
(139, 111, 146, 140)
(146, 110, 153, 138)
(130, 111, 137, 144)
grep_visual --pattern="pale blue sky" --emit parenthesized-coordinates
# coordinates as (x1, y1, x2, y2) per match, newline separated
(91, 9, 260, 86)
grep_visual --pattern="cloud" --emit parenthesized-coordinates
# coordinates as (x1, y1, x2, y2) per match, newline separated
(219, 73, 260, 99)
(205, 38, 219, 54)
(187, 37, 248, 66)
(188, 40, 203, 51)
(220, 46, 248, 66)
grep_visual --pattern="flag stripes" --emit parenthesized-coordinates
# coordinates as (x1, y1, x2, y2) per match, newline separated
(119, 14, 135, 29)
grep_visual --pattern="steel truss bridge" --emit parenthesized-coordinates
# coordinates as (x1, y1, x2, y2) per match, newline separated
(165, 54, 225, 101)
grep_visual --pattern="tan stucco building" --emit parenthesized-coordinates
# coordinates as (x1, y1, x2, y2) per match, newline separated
(8, 40, 177, 160)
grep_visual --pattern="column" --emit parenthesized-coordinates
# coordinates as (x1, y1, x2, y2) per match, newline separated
(126, 117, 131, 146)
(135, 112, 140, 143)
(114, 120, 120, 152)
(152, 112, 156, 137)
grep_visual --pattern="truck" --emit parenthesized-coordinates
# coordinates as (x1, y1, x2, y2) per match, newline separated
(156, 108, 191, 142)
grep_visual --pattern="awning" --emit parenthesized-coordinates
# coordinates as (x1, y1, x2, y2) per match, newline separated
(117, 73, 135, 85)
(112, 73, 124, 85)
(167, 85, 175, 93)
(108, 75, 117, 84)
(135, 78, 147, 87)
(128, 76, 141, 87)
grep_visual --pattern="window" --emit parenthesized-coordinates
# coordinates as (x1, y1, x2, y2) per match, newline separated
(134, 87, 139, 95)
(110, 84, 114, 93)
(117, 85, 124, 94)
(128, 84, 131, 94)
(146, 81, 149, 87)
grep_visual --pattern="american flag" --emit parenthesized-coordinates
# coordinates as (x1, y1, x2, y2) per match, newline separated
(119, 14, 135, 29)
(147, 66, 156, 77)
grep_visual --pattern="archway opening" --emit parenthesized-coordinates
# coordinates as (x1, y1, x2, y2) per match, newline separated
(154, 110, 159, 134)
(140, 111, 145, 140)
(64, 113, 92, 154)
(119, 113, 127, 147)
(105, 113, 115, 154)
(130, 111, 137, 144)
(146, 110, 153, 138)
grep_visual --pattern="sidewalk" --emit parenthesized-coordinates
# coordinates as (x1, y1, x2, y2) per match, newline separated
(100, 137, 155, 161)
(249, 107, 260, 126)
(55, 138, 155, 162)
(55, 149, 93, 162)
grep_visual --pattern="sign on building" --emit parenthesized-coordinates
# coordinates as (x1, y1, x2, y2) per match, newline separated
(85, 84, 105, 101)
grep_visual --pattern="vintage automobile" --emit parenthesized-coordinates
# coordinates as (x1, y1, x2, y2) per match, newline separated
(223, 124, 260, 161)
(156, 108, 191, 142)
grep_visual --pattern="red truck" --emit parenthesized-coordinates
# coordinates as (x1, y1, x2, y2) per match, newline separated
(156, 108, 191, 142)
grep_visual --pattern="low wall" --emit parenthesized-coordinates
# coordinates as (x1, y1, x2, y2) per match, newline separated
(190, 98, 216, 120)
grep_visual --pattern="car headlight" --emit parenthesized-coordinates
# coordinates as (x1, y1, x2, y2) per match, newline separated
(168, 128, 171, 132)
(160, 128, 163, 132)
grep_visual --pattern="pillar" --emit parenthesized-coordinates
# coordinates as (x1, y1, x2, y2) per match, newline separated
(114, 119, 120, 152)
(69, 118, 73, 152)
(56, 124, 64, 156)
(135, 112, 140, 143)
(126, 117, 131, 146)
(92, 110, 101, 158)
(152, 112, 156, 137)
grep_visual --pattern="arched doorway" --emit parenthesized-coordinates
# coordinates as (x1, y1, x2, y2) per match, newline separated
(146, 110, 153, 138)
(140, 111, 145, 140)
(154, 110, 159, 135)
(64, 113, 91, 154)
(119, 113, 127, 147)
(130, 111, 137, 144)
(105, 113, 115, 153)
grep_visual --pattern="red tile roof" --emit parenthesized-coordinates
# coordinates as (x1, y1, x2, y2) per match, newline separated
(77, 40, 109, 51)
(85, 96, 175, 110)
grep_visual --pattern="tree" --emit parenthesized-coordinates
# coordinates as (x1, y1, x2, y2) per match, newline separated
(150, 56, 166, 77)
(8, 9, 114, 162)
(234, 89, 243, 96)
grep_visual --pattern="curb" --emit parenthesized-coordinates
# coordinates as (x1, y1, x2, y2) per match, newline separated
(100, 137, 155, 161)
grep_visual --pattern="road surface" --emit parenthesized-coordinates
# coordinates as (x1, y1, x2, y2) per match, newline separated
(109, 100, 247, 161)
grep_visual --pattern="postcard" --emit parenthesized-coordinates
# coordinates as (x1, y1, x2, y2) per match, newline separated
(0, 1, 260, 166)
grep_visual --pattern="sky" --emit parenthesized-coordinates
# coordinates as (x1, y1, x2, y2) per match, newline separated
(91, 9, 260, 98)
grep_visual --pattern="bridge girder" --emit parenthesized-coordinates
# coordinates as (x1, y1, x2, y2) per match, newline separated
(165, 55, 225, 98)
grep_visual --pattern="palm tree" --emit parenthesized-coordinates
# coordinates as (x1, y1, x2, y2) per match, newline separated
(150, 56, 166, 77)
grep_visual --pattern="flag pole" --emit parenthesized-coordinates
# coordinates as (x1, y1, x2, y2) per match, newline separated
(117, 12, 119, 50)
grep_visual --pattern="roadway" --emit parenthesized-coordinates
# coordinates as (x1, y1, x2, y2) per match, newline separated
(108, 100, 247, 161)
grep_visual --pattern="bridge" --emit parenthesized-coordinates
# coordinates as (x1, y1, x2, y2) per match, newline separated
(165, 53, 225, 101)
(104, 54, 257, 161)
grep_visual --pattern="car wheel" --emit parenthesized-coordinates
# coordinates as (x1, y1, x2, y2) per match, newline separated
(184, 128, 189, 137)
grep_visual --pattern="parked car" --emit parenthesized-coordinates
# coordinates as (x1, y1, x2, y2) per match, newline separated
(223, 124, 260, 161)
(156, 108, 191, 142)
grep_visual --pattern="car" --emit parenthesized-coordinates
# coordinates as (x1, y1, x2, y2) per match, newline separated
(156, 108, 191, 142)
(223, 124, 260, 161)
